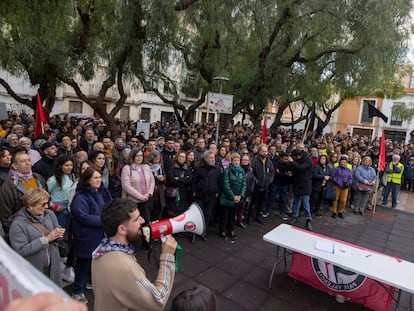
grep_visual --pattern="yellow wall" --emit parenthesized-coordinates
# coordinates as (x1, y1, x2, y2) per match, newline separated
(330, 96, 383, 136)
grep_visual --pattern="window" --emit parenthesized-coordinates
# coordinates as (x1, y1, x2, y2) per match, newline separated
(145, 77, 158, 90)
(390, 103, 403, 126)
(141, 108, 151, 122)
(360, 99, 376, 124)
(69, 101, 82, 113)
(163, 81, 172, 94)
(161, 111, 174, 122)
(120, 106, 130, 121)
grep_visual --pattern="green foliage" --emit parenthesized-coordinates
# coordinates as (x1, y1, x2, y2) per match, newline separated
(392, 102, 414, 122)
(0, 0, 412, 127)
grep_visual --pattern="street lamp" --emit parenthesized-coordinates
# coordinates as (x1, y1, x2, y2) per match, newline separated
(213, 76, 229, 145)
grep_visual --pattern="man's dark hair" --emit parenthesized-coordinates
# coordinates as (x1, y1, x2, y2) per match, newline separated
(101, 198, 138, 237)
(11, 146, 28, 163)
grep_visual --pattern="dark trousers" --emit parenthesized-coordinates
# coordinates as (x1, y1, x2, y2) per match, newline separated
(219, 204, 237, 234)
(237, 199, 249, 224)
(73, 257, 91, 294)
(138, 198, 153, 225)
(310, 189, 323, 213)
(249, 189, 267, 220)
(196, 198, 217, 236)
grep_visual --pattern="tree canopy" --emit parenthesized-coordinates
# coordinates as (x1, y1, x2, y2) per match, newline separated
(0, 0, 412, 132)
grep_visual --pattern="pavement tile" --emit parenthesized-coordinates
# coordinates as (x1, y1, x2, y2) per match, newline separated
(194, 266, 238, 292)
(223, 280, 269, 310)
(64, 192, 414, 311)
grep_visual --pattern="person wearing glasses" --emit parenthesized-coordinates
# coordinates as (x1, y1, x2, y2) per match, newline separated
(9, 187, 65, 286)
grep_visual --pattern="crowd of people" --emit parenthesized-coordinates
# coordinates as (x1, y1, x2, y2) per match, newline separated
(0, 111, 412, 309)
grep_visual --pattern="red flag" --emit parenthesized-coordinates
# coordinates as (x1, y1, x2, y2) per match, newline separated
(34, 93, 47, 140)
(260, 118, 267, 143)
(289, 253, 394, 311)
(378, 129, 385, 171)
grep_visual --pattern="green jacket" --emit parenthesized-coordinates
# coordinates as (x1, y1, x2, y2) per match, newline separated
(219, 165, 247, 207)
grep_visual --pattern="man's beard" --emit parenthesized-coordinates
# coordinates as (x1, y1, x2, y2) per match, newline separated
(126, 230, 141, 243)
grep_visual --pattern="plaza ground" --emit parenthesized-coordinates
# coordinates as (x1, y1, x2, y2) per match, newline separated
(65, 190, 414, 310)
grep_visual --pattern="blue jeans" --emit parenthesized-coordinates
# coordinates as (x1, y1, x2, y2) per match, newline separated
(292, 195, 312, 220)
(73, 257, 91, 294)
(383, 182, 400, 208)
(265, 184, 288, 216)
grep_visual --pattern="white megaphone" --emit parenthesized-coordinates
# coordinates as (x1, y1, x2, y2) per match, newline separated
(142, 202, 206, 242)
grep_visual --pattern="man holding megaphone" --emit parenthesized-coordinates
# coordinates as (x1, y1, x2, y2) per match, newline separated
(91, 198, 177, 311)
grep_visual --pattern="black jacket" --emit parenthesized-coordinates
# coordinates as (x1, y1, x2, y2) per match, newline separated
(0, 165, 9, 186)
(312, 164, 332, 192)
(291, 153, 313, 196)
(165, 162, 193, 215)
(192, 160, 221, 201)
(251, 155, 275, 191)
(273, 160, 293, 186)
(32, 156, 56, 180)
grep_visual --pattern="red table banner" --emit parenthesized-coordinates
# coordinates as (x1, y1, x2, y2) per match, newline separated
(288, 253, 395, 311)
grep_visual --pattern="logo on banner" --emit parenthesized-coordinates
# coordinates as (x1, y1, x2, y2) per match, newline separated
(311, 258, 366, 291)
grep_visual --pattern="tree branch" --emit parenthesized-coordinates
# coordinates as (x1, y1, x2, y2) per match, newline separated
(175, 0, 199, 10)
(0, 78, 33, 107)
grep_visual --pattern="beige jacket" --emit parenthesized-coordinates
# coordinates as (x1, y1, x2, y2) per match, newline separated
(92, 251, 175, 311)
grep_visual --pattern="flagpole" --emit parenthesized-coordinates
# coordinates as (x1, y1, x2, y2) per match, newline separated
(302, 111, 312, 143)
(372, 170, 380, 215)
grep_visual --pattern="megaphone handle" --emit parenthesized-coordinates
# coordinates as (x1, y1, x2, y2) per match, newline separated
(160, 235, 182, 272)
(175, 244, 182, 272)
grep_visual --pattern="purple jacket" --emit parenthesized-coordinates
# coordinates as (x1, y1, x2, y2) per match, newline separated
(331, 166, 353, 189)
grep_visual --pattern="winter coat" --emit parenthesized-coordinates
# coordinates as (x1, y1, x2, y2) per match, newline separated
(312, 164, 332, 192)
(32, 156, 56, 180)
(405, 164, 414, 180)
(70, 185, 112, 258)
(219, 164, 247, 207)
(121, 164, 155, 203)
(192, 160, 221, 201)
(331, 165, 353, 189)
(241, 165, 255, 198)
(354, 164, 376, 193)
(251, 155, 275, 191)
(0, 173, 46, 235)
(291, 154, 313, 196)
(0, 165, 9, 185)
(165, 162, 193, 216)
(273, 161, 293, 186)
(9, 208, 62, 287)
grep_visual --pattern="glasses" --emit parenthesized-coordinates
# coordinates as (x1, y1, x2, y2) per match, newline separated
(242, 152, 249, 155)
(42, 202, 49, 206)
(131, 140, 138, 143)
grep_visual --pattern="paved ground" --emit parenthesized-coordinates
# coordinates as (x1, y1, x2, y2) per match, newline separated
(65, 190, 414, 310)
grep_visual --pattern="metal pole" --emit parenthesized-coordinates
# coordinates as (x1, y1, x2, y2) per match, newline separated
(213, 76, 229, 145)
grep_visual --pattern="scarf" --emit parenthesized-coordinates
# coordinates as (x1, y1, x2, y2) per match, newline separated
(9, 168, 33, 183)
(231, 164, 241, 178)
(149, 163, 161, 175)
(92, 237, 135, 259)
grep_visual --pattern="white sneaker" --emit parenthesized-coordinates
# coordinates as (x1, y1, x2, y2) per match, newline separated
(72, 292, 88, 304)
(61, 266, 75, 283)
